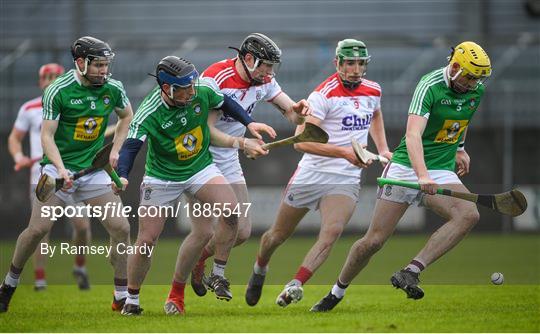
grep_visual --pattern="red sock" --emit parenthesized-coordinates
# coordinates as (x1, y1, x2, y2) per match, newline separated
(294, 266, 313, 285)
(75, 255, 86, 267)
(168, 280, 185, 300)
(35, 268, 45, 280)
(197, 247, 213, 265)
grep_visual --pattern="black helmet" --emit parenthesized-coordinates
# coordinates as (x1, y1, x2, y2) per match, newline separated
(71, 36, 114, 87)
(239, 33, 281, 64)
(71, 36, 114, 61)
(155, 56, 199, 107)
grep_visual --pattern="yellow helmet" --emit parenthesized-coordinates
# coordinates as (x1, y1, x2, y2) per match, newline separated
(449, 41, 491, 78)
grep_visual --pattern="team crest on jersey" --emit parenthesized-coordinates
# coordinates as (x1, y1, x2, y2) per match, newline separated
(103, 95, 111, 105)
(144, 188, 152, 201)
(434, 119, 469, 144)
(193, 103, 201, 115)
(469, 99, 476, 110)
(384, 185, 392, 197)
(287, 193, 294, 202)
(175, 126, 203, 160)
(255, 90, 262, 101)
(73, 117, 103, 141)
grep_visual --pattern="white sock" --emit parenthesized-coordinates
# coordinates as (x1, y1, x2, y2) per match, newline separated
(405, 258, 426, 274)
(253, 262, 267, 275)
(288, 279, 302, 287)
(126, 293, 139, 306)
(331, 283, 346, 298)
(35, 279, 47, 287)
(114, 286, 128, 300)
(73, 266, 87, 273)
(212, 261, 226, 277)
(4, 272, 20, 287)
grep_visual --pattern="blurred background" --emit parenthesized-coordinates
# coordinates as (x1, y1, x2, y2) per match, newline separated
(0, 0, 539, 243)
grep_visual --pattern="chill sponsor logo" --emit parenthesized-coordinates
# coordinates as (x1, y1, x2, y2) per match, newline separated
(175, 126, 203, 160)
(341, 114, 373, 131)
(73, 116, 103, 141)
(434, 119, 469, 144)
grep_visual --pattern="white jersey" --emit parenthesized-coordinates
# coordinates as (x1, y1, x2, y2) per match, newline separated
(13, 96, 44, 185)
(298, 73, 382, 178)
(201, 58, 282, 163)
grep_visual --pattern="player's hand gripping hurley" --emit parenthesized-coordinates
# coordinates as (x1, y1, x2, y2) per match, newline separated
(377, 178, 527, 217)
(35, 142, 124, 202)
(261, 122, 329, 150)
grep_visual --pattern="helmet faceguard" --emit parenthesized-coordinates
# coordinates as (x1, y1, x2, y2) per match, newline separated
(154, 56, 199, 107)
(231, 33, 281, 86)
(335, 39, 371, 89)
(71, 36, 115, 87)
(447, 41, 491, 93)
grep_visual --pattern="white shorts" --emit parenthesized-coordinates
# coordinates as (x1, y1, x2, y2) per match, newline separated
(29, 183, 80, 206)
(41, 164, 112, 204)
(214, 157, 245, 184)
(140, 163, 223, 207)
(283, 167, 360, 211)
(378, 162, 462, 205)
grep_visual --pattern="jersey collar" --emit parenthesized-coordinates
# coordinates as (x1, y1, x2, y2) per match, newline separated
(73, 69, 82, 86)
(443, 65, 451, 88)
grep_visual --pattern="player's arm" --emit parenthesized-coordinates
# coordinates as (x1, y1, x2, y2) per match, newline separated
(208, 113, 268, 159)
(8, 127, 32, 171)
(109, 103, 134, 168)
(41, 119, 72, 188)
(221, 94, 276, 140)
(294, 116, 369, 168)
(405, 114, 436, 194)
(455, 127, 470, 177)
(104, 124, 116, 138)
(270, 92, 311, 125)
(368, 108, 392, 162)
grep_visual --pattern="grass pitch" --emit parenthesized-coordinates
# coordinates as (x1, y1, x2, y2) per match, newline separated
(0, 234, 539, 332)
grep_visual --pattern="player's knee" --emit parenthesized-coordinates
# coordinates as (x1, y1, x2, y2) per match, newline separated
(222, 215, 239, 229)
(236, 225, 252, 245)
(321, 224, 345, 243)
(263, 229, 286, 246)
(461, 207, 480, 227)
(27, 225, 50, 240)
(112, 219, 130, 240)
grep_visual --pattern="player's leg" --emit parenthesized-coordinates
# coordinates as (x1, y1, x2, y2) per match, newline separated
(33, 232, 50, 291)
(69, 209, 91, 290)
(392, 183, 479, 293)
(0, 195, 62, 312)
(165, 211, 214, 315)
(311, 198, 409, 311)
(122, 213, 167, 315)
(85, 192, 131, 311)
(276, 194, 356, 307)
(245, 201, 308, 306)
(192, 175, 239, 301)
(190, 182, 251, 296)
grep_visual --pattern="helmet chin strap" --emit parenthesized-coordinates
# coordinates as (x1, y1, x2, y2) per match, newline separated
(337, 68, 362, 90)
(239, 56, 264, 86)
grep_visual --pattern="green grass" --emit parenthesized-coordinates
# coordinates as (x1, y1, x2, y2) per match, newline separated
(0, 234, 539, 332)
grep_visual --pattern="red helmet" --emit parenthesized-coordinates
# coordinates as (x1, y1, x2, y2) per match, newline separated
(39, 63, 65, 78)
